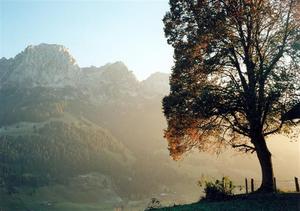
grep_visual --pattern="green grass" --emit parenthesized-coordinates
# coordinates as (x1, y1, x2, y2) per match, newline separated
(151, 193, 300, 211)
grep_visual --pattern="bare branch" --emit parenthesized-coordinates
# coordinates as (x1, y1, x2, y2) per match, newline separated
(262, 0, 293, 81)
(232, 144, 256, 153)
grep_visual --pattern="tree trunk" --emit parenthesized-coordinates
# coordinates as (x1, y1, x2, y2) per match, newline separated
(253, 134, 275, 193)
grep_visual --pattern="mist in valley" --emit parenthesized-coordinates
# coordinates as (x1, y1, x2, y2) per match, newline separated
(1, 1, 299, 210)
(0, 44, 298, 210)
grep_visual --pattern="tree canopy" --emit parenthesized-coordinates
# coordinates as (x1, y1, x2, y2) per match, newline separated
(163, 0, 299, 192)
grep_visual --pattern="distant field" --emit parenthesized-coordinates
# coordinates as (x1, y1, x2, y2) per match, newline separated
(0, 194, 147, 211)
(0, 185, 147, 211)
(151, 193, 300, 211)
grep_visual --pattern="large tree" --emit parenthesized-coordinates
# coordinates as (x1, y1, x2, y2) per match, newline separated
(163, 0, 300, 192)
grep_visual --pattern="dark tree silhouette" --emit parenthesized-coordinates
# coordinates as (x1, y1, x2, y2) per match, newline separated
(163, 0, 299, 192)
(282, 102, 300, 120)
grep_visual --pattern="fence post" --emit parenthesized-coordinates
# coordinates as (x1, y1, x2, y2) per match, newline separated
(245, 178, 248, 194)
(251, 178, 254, 192)
(273, 177, 277, 193)
(295, 177, 300, 192)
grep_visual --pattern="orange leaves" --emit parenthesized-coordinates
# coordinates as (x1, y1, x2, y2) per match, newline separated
(164, 114, 227, 160)
(293, 0, 300, 22)
(164, 0, 300, 159)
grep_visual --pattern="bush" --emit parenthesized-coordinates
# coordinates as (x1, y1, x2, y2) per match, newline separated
(145, 198, 162, 210)
(198, 176, 235, 201)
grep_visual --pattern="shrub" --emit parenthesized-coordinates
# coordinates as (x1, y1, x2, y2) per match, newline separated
(145, 198, 162, 210)
(198, 176, 235, 201)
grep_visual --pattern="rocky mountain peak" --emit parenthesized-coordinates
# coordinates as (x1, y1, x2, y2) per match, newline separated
(18, 43, 78, 67)
(1, 43, 80, 87)
(100, 62, 137, 84)
(0, 57, 7, 62)
(141, 72, 170, 96)
(0, 44, 170, 98)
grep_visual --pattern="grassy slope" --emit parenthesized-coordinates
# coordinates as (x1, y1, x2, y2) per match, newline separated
(152, 193, 300, 211)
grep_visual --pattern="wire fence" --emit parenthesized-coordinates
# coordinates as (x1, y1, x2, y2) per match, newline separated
(233, 177, 300, 194)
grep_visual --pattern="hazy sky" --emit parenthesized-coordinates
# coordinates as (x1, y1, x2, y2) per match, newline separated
(0, 0, 173, 80)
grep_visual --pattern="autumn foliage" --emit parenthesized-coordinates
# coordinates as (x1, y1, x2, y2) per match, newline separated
(163, 0, 299, 192)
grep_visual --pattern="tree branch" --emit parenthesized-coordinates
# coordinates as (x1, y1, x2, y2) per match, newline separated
(232, 144, 256, 153)
(262, 0, 293, 81)
(228, 47, 249, 92)
(264, 120, 284, 136)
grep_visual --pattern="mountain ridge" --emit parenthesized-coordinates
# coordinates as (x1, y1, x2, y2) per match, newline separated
(0, 43, 170, 89)
(0, 43, 185, 208)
